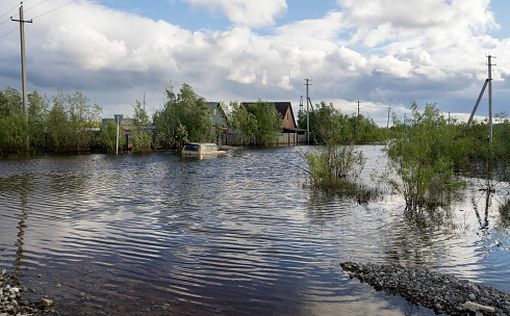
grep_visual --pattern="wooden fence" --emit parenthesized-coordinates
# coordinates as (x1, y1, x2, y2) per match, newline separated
(218, 132, 307, 146)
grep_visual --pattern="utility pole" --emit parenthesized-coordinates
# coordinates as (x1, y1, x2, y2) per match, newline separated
(488, 55, 494, 143)
(143, 92, 146, 111)
(114, 114, 123, 155)
(386, 106, 391, 129)
(305, 79, 311, 145)
(357, 100, 362, 117)
(467, 55, 495, 144)
(11, 2, 32, 153)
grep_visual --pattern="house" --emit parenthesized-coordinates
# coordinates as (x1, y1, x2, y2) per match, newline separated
(241, 101, 305, 134)
(206, 102, 229, 145)
(206, 102, 229, 131)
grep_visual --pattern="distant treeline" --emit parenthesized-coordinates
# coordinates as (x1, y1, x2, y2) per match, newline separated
(0, 84, 288, 156)
(297, 101, 387, 145)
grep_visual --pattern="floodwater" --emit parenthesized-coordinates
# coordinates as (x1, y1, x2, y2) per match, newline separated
(0, 146, 509, 316)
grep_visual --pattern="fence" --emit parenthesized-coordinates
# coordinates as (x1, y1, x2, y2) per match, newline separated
(218, 132, 307, 146)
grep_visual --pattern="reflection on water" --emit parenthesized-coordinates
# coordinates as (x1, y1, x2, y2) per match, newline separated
(0, 146, 509, 315)
(15, 175, 28, 281)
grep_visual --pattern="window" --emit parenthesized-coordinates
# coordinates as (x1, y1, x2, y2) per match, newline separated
(183, 144, 199, 152)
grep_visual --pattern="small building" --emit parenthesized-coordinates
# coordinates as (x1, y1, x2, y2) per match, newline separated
(206, 102, 229, 131)
(239, 101, 307, 146)
(206, 102, 229, 144)
(241, 101, 306, 134)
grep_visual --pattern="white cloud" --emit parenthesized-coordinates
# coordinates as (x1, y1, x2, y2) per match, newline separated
(186, 0, 287, 28)
(0, 0, 509, 122)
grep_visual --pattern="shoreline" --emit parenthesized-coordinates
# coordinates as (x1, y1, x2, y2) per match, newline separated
(0, 270, 53, 316)
(341, 261, 510, 316)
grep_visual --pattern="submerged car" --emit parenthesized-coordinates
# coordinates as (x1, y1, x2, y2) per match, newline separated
(181, 143, 226, 156)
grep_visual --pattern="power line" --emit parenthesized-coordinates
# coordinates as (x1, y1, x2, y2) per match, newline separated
(25, 0, 52, 13)
(0, 25, 18, 40)
(0, 17, 13, 28)
(31, 0, 79, 20)
(0, 3, 19, 20)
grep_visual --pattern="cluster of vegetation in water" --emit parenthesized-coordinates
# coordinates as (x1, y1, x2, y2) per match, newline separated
(303, 100, 510, 215)
(0, 84, 285, 156)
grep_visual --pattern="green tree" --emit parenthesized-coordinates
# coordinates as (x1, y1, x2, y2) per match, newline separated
(230, 101, 256, 144)
(298, 101, 383, 145)
(0, 88, 25, 154)
(387, 102, 464, 212)
(154, 84, 212, 150)
(99, 121, 125, 154)
(231, 101, 281, 145)
(45, 91, 101, 153)
(131, 100, 153, 153)
(28, 91, 49, 151)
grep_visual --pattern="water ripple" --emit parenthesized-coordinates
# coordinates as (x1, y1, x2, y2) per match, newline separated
(0, 147, 508, 315)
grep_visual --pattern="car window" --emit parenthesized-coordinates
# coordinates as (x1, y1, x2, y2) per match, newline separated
(183, 144, 199, 152)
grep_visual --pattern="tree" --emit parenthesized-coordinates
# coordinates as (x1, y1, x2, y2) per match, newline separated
(28, 91, 49, 151)
(387, 102, 463, 211)
(298, 101, 384, 145)
(99, 120, 125, 154)
(45, 91, 101, 153)
(154, 83, 212, 150)
(131, 100, 153, 153)
(230, 101, 256, 144)
(230, 101, 281, 145)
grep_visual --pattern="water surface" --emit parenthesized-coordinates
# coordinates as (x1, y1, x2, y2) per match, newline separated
(0, 146, 509, 315)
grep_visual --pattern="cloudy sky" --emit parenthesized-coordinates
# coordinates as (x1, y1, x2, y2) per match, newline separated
(0, 0, 509, 124)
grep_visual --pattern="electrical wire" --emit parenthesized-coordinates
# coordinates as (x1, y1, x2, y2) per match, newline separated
(0, 3, 19, 20)
(0, 0, 79, 41)
(25, 0, 52, 13)
(31, 0, 79, 20)
(0, 25, 17, 40)
(0, 18, 12, 29)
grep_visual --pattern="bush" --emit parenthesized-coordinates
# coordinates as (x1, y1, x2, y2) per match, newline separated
(387, 103, 464, 211)
(305, 145, 376, 203)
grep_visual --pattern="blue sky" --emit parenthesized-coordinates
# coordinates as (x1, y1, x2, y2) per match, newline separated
(1, 0, 509, 124)
(97, 0, 510, 39)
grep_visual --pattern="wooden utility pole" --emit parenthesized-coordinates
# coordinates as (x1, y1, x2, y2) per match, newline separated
(386, 106, 391, 129)
(11, 2, 32, 116)
(305, 79, 311, 145)
(11, 2, 32, 153)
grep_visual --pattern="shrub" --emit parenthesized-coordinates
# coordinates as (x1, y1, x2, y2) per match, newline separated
(387, 102, 464, 212)
(305, 145, 376, 203)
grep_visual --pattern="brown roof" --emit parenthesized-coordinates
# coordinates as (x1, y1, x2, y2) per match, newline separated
(241, 101, 297, 128)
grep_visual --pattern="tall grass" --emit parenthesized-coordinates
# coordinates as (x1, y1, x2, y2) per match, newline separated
(305, 145, 376, 203)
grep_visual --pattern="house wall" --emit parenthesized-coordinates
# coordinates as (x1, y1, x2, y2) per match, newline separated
(282, 107, 296, 129)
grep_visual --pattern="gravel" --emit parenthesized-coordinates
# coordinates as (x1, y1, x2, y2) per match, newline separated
(341, 261, 510, 316)
(0, 270, 53, 316)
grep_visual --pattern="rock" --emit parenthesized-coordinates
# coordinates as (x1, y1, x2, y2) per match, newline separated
(462, 301, 496, 313)
(40, 298, 54, 308)
(341, 261, 510, 316)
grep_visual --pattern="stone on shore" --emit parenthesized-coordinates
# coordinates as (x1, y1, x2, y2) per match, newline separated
(341, 261, 510, 316)
(0, 271, 53, 315)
